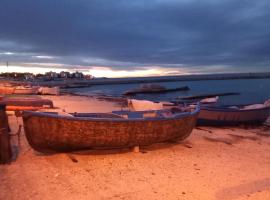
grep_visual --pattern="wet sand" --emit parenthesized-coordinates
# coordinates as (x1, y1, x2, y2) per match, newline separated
(1, 95, 270, 200)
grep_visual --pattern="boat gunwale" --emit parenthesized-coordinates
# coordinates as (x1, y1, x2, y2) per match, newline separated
(201, 104, 270, 112)
(22, 103, 200, 122)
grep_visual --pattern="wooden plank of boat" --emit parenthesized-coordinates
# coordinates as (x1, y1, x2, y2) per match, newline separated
(22, 104, 200, 152)
(180, 92, 240, 100)
(197, 103, 270, 126)
(123, 86, 190, 95)
(6, 106, 50, 111)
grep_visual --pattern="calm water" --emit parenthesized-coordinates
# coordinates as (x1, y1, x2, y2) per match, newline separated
(68, 78, 270, 105)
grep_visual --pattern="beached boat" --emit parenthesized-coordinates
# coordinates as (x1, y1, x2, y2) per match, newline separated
(0, 97, 53, 111)
(200, 96, 219, 104)
(123, 84, 189, 95)
(197, 99, 270, 126)
(38, 86, 60, 95)
(0, 85, 15, 94)
(0, 104, 12, 164)
(22, 103, 200, 152)
(13, 86, 39, 94)
(0, 104, 9, 130)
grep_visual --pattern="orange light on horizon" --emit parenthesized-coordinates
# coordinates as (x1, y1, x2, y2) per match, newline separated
(0, 65, 189, 78)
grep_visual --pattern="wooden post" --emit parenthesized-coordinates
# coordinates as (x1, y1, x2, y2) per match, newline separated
(0, 104, 12, 164)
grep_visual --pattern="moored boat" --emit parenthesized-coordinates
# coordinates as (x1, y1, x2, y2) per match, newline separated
(22, 103, 200, 152)
(197, 99, 270, 126)
(123, 84, 189, 95)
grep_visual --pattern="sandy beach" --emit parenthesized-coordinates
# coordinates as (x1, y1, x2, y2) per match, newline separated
(1, 95, 270, 200)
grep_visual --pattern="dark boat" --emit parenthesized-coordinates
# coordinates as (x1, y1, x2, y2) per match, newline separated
(0, 104, 12, 164)
(0, 104, 9, 132)
(197, 100, 270, 126)
(22, 104, 200, 153)
(13, 86, 39, 95)
(123, 84, 189, 95)
(0, 97, 53, 111)
(179, 92, 240, 100)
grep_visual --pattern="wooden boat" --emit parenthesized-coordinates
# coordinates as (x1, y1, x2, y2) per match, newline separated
(13, 86, 39, 94)
(200, 96, 219, 104)
(197, 100, 270, 126)
(179, 92, 240, 100)
(0, 97, 53, 111)
(0, 104, 12, 164)
(123, 84, 189, 95)
(0, 104, 9, 131)
(22, 104, 200, 152)
(38, 87, 60, 95)
(0, 86, 15, 94)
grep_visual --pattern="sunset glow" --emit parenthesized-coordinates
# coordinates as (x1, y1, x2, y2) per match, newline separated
(0, 64, 191, 77)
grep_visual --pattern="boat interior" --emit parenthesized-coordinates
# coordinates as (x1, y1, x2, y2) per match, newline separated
(28, 104, 198, 120)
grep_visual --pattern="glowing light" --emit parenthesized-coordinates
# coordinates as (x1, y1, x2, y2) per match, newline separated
(0, 65, 67, 74)
(89, 66, 189, 78)
(0, 64, 190, 77)
(0, 52, 15, 55)
(33, 55, 55, 59)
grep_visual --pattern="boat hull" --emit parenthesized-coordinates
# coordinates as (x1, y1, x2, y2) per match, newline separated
(22, 109, 199, 152)
(1, 98, 53, 111)
(14, 88, 39, 94)
(0, 104, 9, 131)
(198, 106, 270, 126)
(124, 86, 189, 95)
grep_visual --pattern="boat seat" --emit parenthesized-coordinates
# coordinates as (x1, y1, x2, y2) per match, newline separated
(112, 110, 130, 115)
(127, 112, 143, 119)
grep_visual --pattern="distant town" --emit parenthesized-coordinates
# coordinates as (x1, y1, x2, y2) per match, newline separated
(0, 71, 94, 81)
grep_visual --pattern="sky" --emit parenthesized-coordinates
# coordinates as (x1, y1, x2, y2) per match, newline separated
(0, 0, 270, 77)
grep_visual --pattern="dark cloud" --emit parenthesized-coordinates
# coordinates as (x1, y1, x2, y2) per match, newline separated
(0, 0, 270, 72)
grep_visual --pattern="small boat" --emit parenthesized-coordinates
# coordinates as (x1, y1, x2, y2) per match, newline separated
(22, 103, 200, 152)
(0, 104, 12, 164)
(123, 84, 189, 95)
(38, 87, 60, 95)
(0, 97, 53, 111)
(197, 99, 270, 126)
(200, 96, 219, 104)
(13, 86, 39, 95)
(0, 86, 15, 94)
(179, 92, 240, 100)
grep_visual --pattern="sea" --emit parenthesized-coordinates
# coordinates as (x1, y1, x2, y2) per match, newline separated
(66, 78, 270, 106)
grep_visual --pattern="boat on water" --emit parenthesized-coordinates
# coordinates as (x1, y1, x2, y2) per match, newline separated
(22, 103, 200, 152)
(197, 99, 270, 126)
(0, 104, 9, 131)
(123, 83, 189, 95)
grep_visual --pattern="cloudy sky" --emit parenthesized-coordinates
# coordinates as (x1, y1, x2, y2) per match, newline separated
(0, 0, 270, 77)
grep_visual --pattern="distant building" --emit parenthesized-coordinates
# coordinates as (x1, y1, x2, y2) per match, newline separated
(84, 74, 94, 79)
(72, 71, 84, 79)
(45, 71, 59, 79)
(60, 71, 71, 78)
(24, 73, 35, 80)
